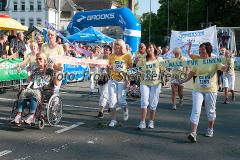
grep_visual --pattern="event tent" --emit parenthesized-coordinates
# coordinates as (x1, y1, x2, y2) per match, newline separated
(67, 26, 114, 43)
(0, 14, 28, 31)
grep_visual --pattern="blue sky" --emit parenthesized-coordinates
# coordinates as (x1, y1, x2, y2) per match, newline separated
(136, 0, 161, 15)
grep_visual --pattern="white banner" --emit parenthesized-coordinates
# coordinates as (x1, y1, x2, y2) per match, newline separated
(168, 26, 219, 58)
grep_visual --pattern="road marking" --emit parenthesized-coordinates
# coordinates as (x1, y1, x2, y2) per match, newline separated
(64, 104, 99, 110)
(0, 150, 12, 157)
(0, 117, 10, 121)
(14, 156, 31, 160)
(0, 97, 14, 101)
(55, 122, 84, 134)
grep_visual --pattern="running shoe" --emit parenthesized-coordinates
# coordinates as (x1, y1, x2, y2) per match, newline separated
(188, 132, 197, 143)
(108, 120, 117, 127)
(137, 121, 146, 129)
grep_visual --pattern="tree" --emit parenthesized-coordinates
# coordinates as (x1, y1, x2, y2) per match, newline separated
(140, 0, 240, 45)
(113, 0, 139, 15)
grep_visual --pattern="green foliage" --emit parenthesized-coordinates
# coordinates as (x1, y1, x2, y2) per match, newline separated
(140, 0, 240, 46)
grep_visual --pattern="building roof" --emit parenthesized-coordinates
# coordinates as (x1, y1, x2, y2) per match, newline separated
(45, 0, 82, 11)
(71, 0, 118, 11)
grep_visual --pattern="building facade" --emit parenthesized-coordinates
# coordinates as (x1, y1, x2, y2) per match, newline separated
(0, 0, 119, 30)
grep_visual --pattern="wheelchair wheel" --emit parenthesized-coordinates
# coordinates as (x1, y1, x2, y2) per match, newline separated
(38, 119, 45, 130)
(9, 100, 18, 122)
(47, 94, 63, 126)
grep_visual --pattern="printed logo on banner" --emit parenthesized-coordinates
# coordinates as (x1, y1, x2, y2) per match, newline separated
(86, 13, 115, 21)
(169, 26, 219, 57)
(76, 15, 86, 23)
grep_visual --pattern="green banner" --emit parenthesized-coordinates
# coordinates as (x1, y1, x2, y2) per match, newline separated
(0, 58, 28, 81)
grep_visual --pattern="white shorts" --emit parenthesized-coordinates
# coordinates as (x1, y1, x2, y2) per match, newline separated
(140, 84, 161, 110)
(190, 91, 217, 125)
(108, 80, 127, 108)
(223, 73, 235, 90)
(99, 82, 109, 107)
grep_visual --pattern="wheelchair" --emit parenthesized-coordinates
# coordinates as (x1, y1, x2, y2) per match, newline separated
(10, 88, 63, 129)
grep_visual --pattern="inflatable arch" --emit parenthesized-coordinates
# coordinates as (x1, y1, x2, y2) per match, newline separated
(67, 8, 141, 53)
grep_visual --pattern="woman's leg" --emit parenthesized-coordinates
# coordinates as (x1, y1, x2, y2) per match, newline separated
(29, 98, 38, 114)
(140, 85, 150, 122)
(117, 81, 128, 121)
(98, 83, 109, 118)
(148, 84, 161, 128)
(17, 99, 28, 115)
(108, 80, 117, 122)
(190, 91, 204, 133)
(205, 92, 217, 137)
(171, 84, 177, 106)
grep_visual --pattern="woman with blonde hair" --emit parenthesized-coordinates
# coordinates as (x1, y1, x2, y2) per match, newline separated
(17, 42, 39, 72)
(108, 39, 133, 127)
(41, 30, 64, 58)
(41, 30, 64, 93)
(170, 47, 188, 110)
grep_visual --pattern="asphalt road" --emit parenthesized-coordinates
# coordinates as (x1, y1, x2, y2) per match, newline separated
(0, 72, 239, 160)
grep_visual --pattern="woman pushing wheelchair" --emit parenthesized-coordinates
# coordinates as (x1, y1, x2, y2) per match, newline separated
(12, 52, 61, 126)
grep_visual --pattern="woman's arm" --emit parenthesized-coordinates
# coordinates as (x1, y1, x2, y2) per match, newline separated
(188, 42, 200, 60)
(180, 71, 195, 84)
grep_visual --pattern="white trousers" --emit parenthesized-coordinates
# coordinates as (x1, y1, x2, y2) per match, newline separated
(223, 73, 235, 90)
(89, 72, 95, 92)
(99, 82, 109, 107)
(190, 91, 217, 125)
(140, 84, 161, 110)
(108, 80, 127, 108)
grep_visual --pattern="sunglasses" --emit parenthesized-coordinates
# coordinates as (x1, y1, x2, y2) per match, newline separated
(48, 34, 55, 37)
(36, 58, 43, 61)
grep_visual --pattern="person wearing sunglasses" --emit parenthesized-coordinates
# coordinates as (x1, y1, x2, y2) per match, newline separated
(41, 30, 64, 58)
(13, 52, 59, 125)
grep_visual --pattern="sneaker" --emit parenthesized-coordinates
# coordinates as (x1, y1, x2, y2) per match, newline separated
(123, 110, 129, 121)
(188, 132, 197, 143)
(89, 92, 93, 95)
(97, 112, 104, 119)
(13, 114, 21, 124)
(223, 98, 229, 104)
(137, 121, 146, 129)
(148, 120, 154, 129)
(205, 128, 214, 137)
(108, 120, 117, 127)
(179, 98, 183, 107)
(172, 105, 177, 110)
(24, 114, 35, 124)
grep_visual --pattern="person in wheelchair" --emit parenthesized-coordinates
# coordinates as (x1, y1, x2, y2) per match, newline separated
(13, 52, 60, 125)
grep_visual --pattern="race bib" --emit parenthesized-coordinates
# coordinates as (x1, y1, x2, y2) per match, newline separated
(114, 61, 124, 72)
(198, 75, 211, 88)
(33, 75, 50, 89)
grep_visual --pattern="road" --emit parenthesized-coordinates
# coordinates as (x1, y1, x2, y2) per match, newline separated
(0, 72, 239, 160)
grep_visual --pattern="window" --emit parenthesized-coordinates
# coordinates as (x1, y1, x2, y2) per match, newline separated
(20, 19, 25, 25)
(0, 2, 3, 10)
(37, 19, 42, 25)
(13, 1, 17, 11)
(29, 18, 34, 28)
(21, 1, 25, 11)
(37, 1, 42, 11)
(30, 1, 34, 11)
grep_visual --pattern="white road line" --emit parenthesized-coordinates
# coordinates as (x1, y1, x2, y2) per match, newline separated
(0, 97, 14, 101)
(55, 122, 84, 134)
(0, 117, 10, 121)
(64, 104, 99, 110)
(0, 150, 12, 157)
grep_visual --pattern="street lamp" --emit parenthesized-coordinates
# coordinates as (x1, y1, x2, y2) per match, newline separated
(149, 0, 152, 43)
(187, 0, 189, 31)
